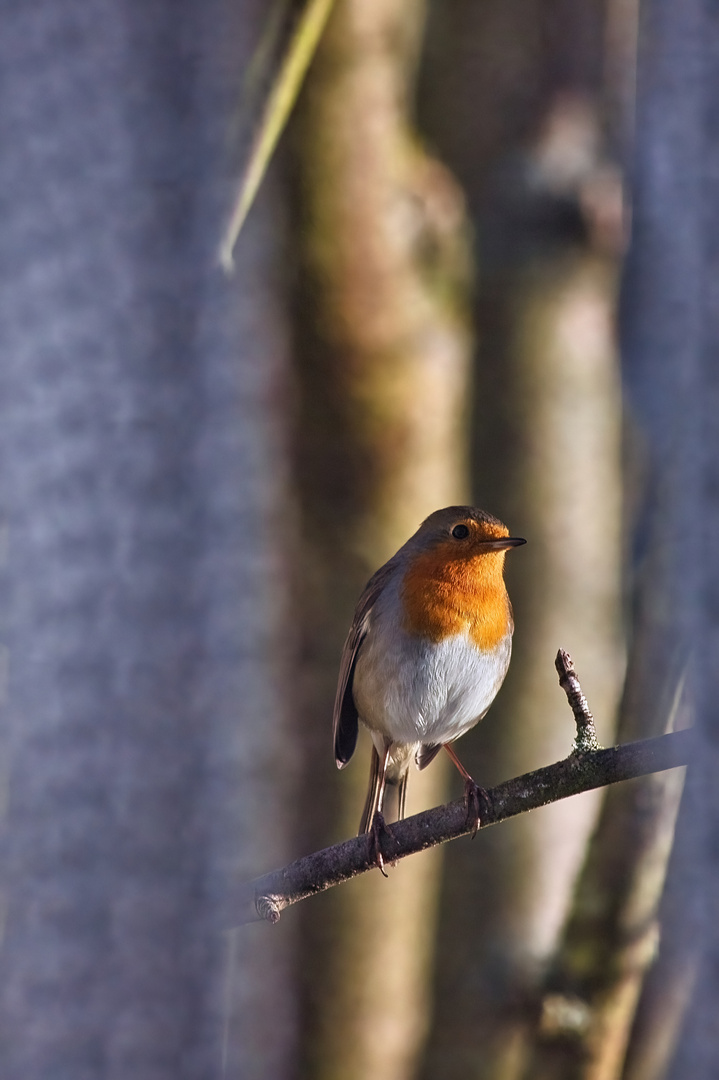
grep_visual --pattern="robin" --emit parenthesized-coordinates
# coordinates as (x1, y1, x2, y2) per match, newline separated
(332, 506, 525, 862)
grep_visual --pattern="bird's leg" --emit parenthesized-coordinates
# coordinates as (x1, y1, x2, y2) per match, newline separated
(444, 743, 488, 838)
(368, 744, 391, 876)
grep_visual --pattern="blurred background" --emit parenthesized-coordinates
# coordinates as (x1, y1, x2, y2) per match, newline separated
(0, 1, 715, 1078)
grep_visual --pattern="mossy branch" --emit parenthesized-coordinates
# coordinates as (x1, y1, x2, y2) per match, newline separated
(234, 652, 691, 925)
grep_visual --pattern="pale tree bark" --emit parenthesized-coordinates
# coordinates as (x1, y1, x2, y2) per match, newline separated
(523, 0, 717, 1075)
(0, 3, 296, 1078)
(418, 4, 625, 1077)
(520, 331, 690, 1076)
(287, 3, 474, 1079)
(522, 747, 686, 1080)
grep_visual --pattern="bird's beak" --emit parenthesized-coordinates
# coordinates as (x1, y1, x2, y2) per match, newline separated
(482, 536, 527, 551)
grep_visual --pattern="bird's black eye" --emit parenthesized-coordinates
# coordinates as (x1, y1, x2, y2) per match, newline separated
(452, 524, 470, 539)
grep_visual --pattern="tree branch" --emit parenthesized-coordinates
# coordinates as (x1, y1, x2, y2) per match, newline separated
(234, 726, 691, 925)
(234, 651, 691, 924)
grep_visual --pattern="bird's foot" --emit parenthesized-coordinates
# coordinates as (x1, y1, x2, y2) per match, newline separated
(464, 779, 490, 839)
(368, 811, 392, 876)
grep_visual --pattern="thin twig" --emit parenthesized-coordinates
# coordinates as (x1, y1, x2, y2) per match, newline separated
(555, 648, 601, 752)
(233, 728, 692, 925)
(219, 0, 336, 270)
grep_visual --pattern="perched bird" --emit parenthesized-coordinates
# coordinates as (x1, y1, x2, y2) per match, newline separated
(332, 506, 525, 849)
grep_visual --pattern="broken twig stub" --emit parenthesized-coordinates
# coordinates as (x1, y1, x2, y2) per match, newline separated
(555, 648, 601, 753)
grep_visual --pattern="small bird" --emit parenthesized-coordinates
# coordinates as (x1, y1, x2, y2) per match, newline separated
(332, 506, 525, 852)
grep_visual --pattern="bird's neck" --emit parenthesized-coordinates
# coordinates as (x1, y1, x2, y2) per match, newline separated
(400, 548, 512, 651)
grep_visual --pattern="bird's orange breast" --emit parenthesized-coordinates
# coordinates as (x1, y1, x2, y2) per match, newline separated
(400, 543, 512, 652)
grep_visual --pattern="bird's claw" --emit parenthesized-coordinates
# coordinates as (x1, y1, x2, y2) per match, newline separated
(464, 779, 489, 838)
(368, 811, 391, 876)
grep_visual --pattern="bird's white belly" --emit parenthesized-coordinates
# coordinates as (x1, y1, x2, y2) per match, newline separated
(352, 624, 512, 748)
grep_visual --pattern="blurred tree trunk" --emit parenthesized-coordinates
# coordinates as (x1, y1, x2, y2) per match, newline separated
(0, 3, 297, 1077)
(287, 2, 474, 1078)
(620, 0, 718, 1077)
(521, 0, 716, 1076)
(418, 3, 626, 1078)
(620, 797, 698, 1080)
(521, 727, 686, 1080)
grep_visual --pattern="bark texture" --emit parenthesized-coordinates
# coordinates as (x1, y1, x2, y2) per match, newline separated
(288, 2, 474, 1078)
(419, 4, 625, 1076)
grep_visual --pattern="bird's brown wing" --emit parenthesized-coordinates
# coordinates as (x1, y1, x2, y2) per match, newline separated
(332, 560, 396, 769)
